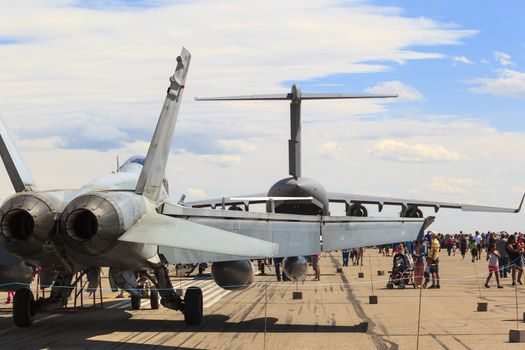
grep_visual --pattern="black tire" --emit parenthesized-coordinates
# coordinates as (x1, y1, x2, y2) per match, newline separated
(398, 282, 405, 289)
(150, 289, 159, 310)
(386, 282, 394, 289)
(131, 295, 141, 310)
(184, 287, 203, 326)
(13, 288, 35, 327)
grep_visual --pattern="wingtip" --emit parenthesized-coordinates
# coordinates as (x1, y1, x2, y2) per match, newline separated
(514, 192, 525, 213)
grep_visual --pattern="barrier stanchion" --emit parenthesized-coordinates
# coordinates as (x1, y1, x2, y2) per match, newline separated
(509, 281, 524, 342)
(473, 262, 487, 311)
(358, 256, 364, 278)
(377, 253, 385, 276)
(263, 283, 268, 350)
(416, 283, 423, 350)
(368, 254, 377, 304)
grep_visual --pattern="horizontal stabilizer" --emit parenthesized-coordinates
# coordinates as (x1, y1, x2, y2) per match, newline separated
(0, 117, 36, 192)
(195, 93, 397, 101)
(118, 211, 278, 257)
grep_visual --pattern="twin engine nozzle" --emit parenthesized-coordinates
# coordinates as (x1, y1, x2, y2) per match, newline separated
(60, 192, 146, 255)
(0, 191, 147, 258)
(0, 193, 59, 258)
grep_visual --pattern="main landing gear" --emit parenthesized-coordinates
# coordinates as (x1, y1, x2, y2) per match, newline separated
(129, 287, 160, 310)
(11, 269, 204, 327)
(183, 287, 203, 326)
(153, 265, 203, 326)
(13, 288, 36, 327)
(12, 273, 74, 327)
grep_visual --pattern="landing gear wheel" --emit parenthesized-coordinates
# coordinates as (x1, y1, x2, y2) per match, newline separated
(131, 295, 141, 310)
(150, 289, 159, 310)
(184, 287, 203, 326)
(386, 282, 394, 289)
(397, 282, 405, 289)
(13, 288, 35, 327)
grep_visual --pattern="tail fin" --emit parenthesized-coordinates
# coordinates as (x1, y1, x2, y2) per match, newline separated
(0, 116, 36, 192)
(196, 84, 396, 178)
(135, 47, 191, 203)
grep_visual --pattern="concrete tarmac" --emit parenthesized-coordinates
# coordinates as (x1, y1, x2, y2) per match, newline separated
(0, 251, 524, 349)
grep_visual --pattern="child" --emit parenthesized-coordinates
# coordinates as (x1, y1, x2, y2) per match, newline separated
(469, 238, 478, 263)
(485, 243, 503, 288)
(423, 256, 431, 288)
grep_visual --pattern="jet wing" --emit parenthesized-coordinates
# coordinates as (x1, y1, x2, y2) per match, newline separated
(183, 194, 325, 212)
(327, 192, 525, 213)
(183, 193, 266, 209)
(118, 210, 278, 258)
(156, 201, 430, 264)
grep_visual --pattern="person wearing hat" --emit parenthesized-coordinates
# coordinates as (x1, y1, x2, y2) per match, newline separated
(429, 231, 441, 289)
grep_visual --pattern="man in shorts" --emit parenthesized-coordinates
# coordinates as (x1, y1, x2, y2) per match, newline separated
(429, 232, 441, 288)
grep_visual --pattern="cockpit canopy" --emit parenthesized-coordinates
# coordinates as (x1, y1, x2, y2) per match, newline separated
(119, 155, 169, 195)
(122, 155, 145, 167)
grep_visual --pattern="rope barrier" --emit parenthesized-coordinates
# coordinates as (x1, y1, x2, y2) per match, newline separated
(0, 256, 523, 292)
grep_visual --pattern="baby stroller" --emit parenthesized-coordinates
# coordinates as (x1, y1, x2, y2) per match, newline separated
(386, 253, 415, 289)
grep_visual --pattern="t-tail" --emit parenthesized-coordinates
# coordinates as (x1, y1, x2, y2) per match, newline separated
(195, 84, 396, 178)
(135, 47, 191, 203)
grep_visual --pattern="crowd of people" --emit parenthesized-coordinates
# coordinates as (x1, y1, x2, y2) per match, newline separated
(377, 231, 525, 289)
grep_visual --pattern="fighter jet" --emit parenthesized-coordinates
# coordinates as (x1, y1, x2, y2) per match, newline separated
(0, 48, 518, 329)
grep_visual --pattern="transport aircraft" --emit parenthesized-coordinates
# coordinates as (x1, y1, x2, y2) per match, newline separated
(0, 48, 521, 328)
(185, 78, 525, 279)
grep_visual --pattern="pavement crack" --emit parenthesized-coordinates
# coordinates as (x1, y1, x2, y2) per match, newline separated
(329, 253, 397, 350)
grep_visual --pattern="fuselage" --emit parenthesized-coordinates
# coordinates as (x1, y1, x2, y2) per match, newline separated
(0, 155, 168, 277)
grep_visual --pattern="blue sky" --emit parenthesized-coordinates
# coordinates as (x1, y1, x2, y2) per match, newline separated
(291, 0, 525, 131)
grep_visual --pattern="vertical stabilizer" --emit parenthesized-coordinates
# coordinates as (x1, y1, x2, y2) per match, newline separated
(135, 47, 191, 203)
(0, 117, 36, 192)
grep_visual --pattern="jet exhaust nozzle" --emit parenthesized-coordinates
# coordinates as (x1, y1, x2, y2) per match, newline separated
(61, 192, 146, 256)
(0, 193, 60, 258)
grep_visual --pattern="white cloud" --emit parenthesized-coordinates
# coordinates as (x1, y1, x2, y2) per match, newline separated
(480, 58, 490, 64)
(365, 81, 423, 101)
(316, 141, 343, 159)
(217, 139, 258, 153)
(186, 187, 206, 199)
(494, 51, 514, 66)
(468, 69, 525, 99)
(371, 139, 461, 162)
(452, 55, 473, 64)
(411, 176, 483, 195)
(202, 155, 241, 168)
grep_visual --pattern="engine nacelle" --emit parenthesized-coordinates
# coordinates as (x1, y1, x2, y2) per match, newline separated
(400, 205, 423, 218)
(283, 256, 308, 281)
(211, 260, 254, 290)
(346, 203, 368, 217)
(0, 193, 61, 258)
(60, 192, 146, 256)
